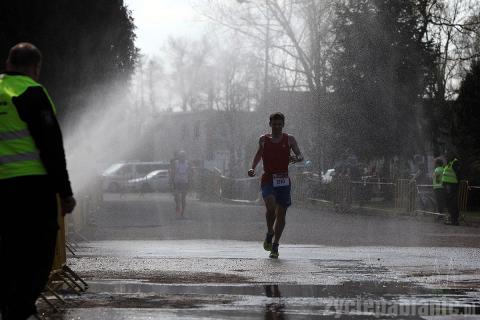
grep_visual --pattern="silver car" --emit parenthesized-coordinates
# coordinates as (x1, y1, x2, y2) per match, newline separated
(127, 170, 170, 192)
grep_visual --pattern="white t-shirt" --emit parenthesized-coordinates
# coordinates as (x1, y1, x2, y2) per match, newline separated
(174, 161, 189, 184)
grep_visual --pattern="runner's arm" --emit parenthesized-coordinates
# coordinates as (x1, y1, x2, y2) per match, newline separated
(250, 136, 264, 170)
(289, 135, 304, 162)
(248, 137, 264, 177)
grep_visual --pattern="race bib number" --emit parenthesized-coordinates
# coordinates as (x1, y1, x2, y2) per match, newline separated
(272, 173, 290, 187)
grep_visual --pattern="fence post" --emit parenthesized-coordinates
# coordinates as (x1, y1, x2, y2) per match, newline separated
(395, 179, 404, 212)
(458, 180, 469, 211)
(409, 180, 416, 213)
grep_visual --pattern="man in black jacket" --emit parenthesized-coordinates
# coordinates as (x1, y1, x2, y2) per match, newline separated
(0, 43, 76, 320)
(442, 151, 461, 226)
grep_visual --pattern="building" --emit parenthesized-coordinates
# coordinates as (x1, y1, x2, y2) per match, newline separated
(149, 110, 261, 176)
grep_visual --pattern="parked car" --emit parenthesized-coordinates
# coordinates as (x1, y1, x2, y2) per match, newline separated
(127, 170, 170, 192)
(102, 161, 170, 192)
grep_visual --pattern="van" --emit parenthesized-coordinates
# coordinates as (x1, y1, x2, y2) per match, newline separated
(102, 161, 170, 192)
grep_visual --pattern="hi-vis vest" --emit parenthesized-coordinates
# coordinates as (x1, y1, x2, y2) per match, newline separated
(433, 166, 443, 189)
(442, 159, 458, 184)
(0, 74, 55, 180)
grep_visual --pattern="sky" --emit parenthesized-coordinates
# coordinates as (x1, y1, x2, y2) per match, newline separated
(124, 0, 206, 57)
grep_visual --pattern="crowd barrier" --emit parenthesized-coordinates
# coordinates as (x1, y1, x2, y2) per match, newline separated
(199, 171, 473, 222)
(196, 169, 222, 201)
(459, 180, 469, 211)
(219, 175, 261, 203)
(310, 176, 470, 221)
(40, 197, 89, 313)
(395, 179, 415, 213)
(67, 177, 103, 238)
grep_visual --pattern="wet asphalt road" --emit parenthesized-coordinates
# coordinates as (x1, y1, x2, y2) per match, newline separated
(42, 194, 480, 319)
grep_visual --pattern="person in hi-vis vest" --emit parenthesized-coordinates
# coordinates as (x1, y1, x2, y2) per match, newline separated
(442, 152, 460, 226)
(0, 43, 76, 320)
(432, 158, 445, 216)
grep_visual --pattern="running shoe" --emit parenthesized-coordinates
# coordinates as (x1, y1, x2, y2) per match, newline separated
(269, 249, 279, 259)
(269, 243, 279, 259)
(263, 233, 273, 251)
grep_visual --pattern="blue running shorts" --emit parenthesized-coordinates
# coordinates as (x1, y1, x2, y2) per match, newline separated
(261, 183, 291, 208)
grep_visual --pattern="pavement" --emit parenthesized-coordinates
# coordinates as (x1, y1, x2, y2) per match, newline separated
(39, 194, 480, 319)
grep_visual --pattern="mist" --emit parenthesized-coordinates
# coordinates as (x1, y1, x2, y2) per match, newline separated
(9, 1, 478, 318)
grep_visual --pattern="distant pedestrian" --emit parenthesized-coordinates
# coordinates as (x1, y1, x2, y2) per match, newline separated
(432, 158, 445, 215)
(442, 152, 460, 225)
(170, 150, 191, 218)
(0, 43, 76, 320)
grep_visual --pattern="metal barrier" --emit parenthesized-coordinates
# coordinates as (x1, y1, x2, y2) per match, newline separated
(467, 184, 480, 211)
(219, 175, 260, 203)
(395, 179, 416, 213)
(41, 197, 89, 313)
(197, 169, 222, 201)
(68, 178, 102, 238)
(332, 176, 352, 212)
(459, 180, 469, 211)
(290, 173, 311, 202)
(351, 179, 395, 210)
(195, 171, 476, 223)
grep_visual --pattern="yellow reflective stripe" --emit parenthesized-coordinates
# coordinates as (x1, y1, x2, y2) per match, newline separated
(442, 160, 458, 183)
(0, 136, 37, 154)
(0, 151, 40, 165)
(0, 129, 31, 141)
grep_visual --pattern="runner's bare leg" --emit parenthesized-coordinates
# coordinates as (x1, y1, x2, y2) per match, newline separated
(181, 192, 187, 216)
(264, 195, 276, 235)
(174, 192, 181, 215)
(273, 206, 287, 244)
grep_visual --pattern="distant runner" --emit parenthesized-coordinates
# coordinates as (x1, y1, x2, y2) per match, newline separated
(248, 112, 303, 258)
(170, 151, 191, 218)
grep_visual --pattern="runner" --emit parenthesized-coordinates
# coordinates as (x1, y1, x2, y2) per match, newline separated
(248, 112, 303, 258)
(170, 150, 191, 218)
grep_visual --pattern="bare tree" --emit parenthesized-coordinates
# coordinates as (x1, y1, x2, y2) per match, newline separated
(200, 0, 337, 170)
(423, 0, 480, 100)
(200, 0, 336, 95)
(167, 36, 212, 111)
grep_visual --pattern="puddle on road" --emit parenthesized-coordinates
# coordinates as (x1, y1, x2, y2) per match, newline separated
(40, 281, 480, 319)
(79, 270, 252, 284)
(86, 280, 469, 299)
